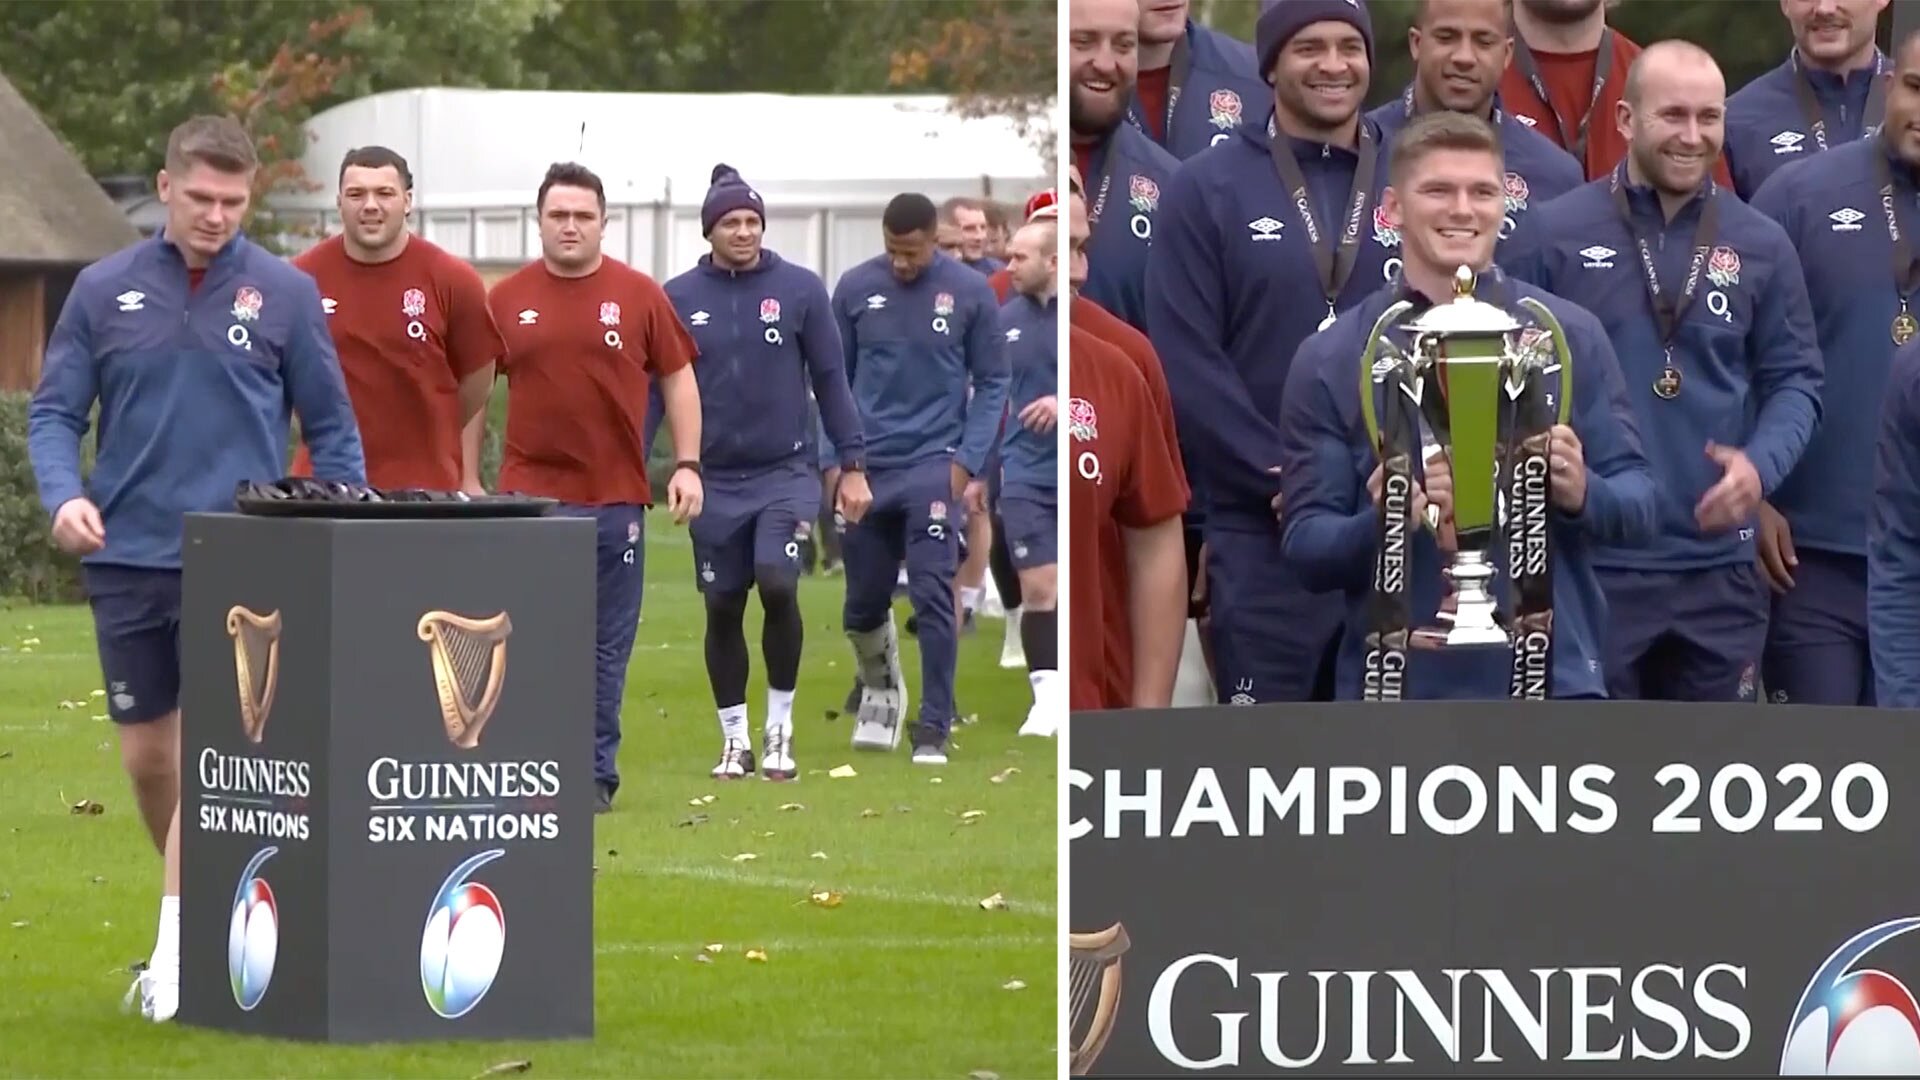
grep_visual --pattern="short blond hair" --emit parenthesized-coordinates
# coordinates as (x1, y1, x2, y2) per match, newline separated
(165, 116, 258, 175)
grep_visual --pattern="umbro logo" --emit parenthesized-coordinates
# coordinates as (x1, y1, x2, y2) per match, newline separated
(1829, 207, 1866, 232)
(1248, 216, 1285, 241)
(321, 297, 338, 314)
(690, 310, 711, 326)
(116, 290, 145, 312)
(517, 309, 539, 325)
(866, 294, 887, 310)
(1579, 245, 1617, 269)
(1006, 327, 1022, 342)
(1770, 130, 1806, 154)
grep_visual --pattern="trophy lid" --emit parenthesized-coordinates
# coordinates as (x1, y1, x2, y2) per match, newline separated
(1403, 265, 1522, 337)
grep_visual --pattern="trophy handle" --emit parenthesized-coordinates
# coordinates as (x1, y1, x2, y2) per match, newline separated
(1516, 297, 1574, 426)
(1358, 299, 1417, 458)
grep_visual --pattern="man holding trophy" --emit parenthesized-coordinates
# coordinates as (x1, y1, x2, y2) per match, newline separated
(1278, 109, 1656, 700)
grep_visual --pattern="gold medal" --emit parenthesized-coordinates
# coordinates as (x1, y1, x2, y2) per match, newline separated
(1653, 366, 1683, 400)
(1895, 311, 1919, 346)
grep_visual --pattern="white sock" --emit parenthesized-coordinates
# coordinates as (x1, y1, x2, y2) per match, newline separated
(961, 586, 981, 614)
(718, 704, 748, 745)
(767, 688, 795, 736)
(1030, 669, 1061, 709)
(153, 895, 180, 969)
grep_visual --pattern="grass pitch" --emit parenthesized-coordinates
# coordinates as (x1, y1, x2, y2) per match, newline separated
(0, 512, 1058, 1078)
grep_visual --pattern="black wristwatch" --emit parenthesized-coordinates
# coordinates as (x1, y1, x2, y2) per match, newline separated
(674, 460, 702, 477)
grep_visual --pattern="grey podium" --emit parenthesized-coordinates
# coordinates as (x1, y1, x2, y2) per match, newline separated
(175, 504, 596, 1043)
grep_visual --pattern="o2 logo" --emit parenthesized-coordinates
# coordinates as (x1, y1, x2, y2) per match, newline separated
(1783, 916, 1920, 1073)
(420, 849, 507, 1020)
(228, 846, 279, 1011)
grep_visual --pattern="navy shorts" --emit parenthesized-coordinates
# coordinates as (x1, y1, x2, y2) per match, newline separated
(690, 461, 822, 594)
(84, 564, 183, 724)
(1599, 563, 1770, 702)
(997, 489, 1057, 570)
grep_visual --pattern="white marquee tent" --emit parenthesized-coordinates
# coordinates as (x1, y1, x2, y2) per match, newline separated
(279, 88, 1054, 283)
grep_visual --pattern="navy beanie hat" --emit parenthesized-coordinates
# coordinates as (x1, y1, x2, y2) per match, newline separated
(701, 163, 764, 237)
(1256, 0, 1374, 85)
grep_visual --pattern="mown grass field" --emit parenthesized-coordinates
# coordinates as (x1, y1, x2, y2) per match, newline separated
(0, 512, 1058, 1078)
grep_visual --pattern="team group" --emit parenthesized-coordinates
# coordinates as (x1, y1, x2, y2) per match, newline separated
(1067, 0, 1920, 710)
(28, 108, 1059, 1021)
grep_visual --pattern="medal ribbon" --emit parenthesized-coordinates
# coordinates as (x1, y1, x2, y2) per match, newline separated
(1268, 122, 1378, 322)
(1791, 49, 1888, 152)
(1512, 30, 1613, 163)
(1876, 152, 1920, 327)
(1609, 165, 1719, 390)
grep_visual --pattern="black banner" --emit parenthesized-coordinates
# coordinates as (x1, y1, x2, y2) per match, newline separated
(1069, 702, 1920, 1076)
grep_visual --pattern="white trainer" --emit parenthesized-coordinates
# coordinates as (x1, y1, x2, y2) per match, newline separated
(710, 738, 755, 780)
(123, 962, 178, 1022)
(762, 727, 797, 781)
(1018, 701, 1059, 738)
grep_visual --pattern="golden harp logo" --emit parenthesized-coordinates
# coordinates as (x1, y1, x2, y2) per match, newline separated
(1070, 923, 1131, 1076)
(417, 611, 512, 750)
(225, 606, 282, 744)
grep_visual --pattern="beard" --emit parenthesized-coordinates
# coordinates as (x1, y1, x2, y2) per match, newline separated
(1519, 0, 1605, 24)
(1070, 84, 1126, 139)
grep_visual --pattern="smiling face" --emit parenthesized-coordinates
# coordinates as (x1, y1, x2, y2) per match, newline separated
(1271, 20, 1372, 138)
(1782, 0, 1887, 69)
(1385, 145, 1505, 282)
(1410, 0, 1513, 116)
(1070, 0, 1141, 139)
(1620, 45, 1726, 198)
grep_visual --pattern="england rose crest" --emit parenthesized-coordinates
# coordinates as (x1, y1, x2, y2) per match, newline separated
(1068, 397, 1099, 442)
(1503, 172, 1531, 214)
(759, 298, 781, 323)
(1372, 205, 1401, 248)
(934, 292, 955, 317)
(1129, 175, 1160, 214)
(232, 286, 263, 322)
(599, 301, 622, 327)
(1706, 246, 1741, 288)
(402, 288, 427, 318)
(1208, 90, 1243, 130)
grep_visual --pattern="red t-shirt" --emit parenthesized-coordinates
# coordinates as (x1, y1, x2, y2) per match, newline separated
(988, 267, 1013, 304)
(1069, 326, 1189, 711)
(1072, 298, 1189, 708)
(1500, 31, 1734, 187)
(485, 258, 697, 506)
(289, 235, 505, 490)
(1135, 65, 1172, 143)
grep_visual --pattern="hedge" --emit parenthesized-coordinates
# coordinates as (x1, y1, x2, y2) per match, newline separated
(0, 387, 674, 604)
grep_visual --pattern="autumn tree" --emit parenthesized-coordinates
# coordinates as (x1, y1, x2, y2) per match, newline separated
(888, 0, 1057, 162)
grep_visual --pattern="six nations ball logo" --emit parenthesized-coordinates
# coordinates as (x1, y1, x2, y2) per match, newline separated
(1783, 917, 1920, 1073)
(420, 848, 508, 1019)
(228, 846, 280, 1012)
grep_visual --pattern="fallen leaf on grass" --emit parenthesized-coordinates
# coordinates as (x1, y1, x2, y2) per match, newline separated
(90, 689, 104, 698)
(859, 808, 879, 819)
(809, 851, 828, 860)
(1002, 979, 1027, 991)
(469, 1060, 532, 1080)
(809, 890, 844, 908)
(990, 767, 1021, 784)
(21, 637, 39, 646)
(687, 794, 716, 807)
(704, 943, 725, 954)
(756, 830, 776, 839)
(777, 802, 806, 812)
(969, 1071, 1001, 1080)
(930, 777, 943, 784)
(674, 814, 709, 828)
(10, 920, 27, 928)
(58, 699, 81, 710)
(979, 892, 1008, 911)
(828, 764, 858, 779)
(0, 751, 11, 761)
(694, 953, 713, 964)
(745, 948, 768, 963)
(960, 810, 986, 823)
(69, 799, 104, 816)
(892, 805, 913, 814)
(730, 852, 758, 863)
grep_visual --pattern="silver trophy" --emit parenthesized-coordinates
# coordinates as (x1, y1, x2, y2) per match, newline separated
(1358, 266, 1573, 648)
